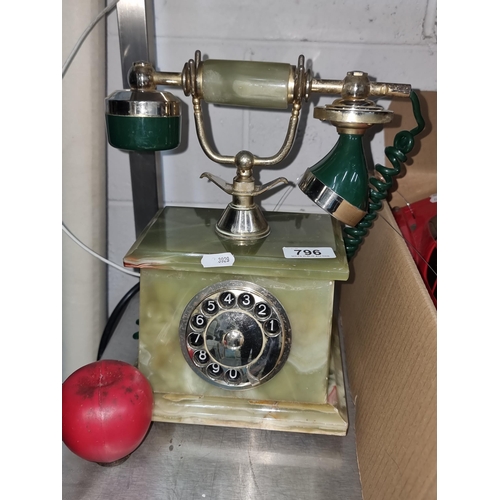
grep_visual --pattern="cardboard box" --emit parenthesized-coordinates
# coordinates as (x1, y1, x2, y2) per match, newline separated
(339, 91, 437, 500)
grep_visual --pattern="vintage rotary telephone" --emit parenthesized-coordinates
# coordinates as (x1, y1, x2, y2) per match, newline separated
(105, 51, 424, 435)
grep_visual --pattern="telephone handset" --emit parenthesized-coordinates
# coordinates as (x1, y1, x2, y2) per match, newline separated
(106, 51, 424, 435)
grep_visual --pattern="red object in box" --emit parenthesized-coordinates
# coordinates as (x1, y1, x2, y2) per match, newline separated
(392, 195, 437, 306)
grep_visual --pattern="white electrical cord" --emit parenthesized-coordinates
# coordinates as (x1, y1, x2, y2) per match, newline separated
(62, 0, 139, 278)
(62, 0, 121, 77)
(63, 223, 140, 278)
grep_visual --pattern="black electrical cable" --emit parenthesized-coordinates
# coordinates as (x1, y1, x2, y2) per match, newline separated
(97, 282, 140, 360)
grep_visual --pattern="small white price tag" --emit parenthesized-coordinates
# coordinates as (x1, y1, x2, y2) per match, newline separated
(283, 247, 336, 259)
(201, 252, 235, 268)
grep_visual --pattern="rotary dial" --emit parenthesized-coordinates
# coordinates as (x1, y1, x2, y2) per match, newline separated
(179, 281, 291, 390)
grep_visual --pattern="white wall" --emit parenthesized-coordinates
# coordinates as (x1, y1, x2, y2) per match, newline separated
(106, 0, 437, 312)
(63, 0, 107, 379)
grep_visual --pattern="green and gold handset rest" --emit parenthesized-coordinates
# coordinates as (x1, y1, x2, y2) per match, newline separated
(105, 50, 425, 257)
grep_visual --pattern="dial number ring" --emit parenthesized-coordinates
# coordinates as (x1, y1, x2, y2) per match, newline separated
(179, 281, 291, 390)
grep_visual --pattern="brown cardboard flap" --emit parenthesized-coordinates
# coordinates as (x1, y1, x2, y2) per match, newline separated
(339, 202, 437, 500)
(385, 91, 437, 206)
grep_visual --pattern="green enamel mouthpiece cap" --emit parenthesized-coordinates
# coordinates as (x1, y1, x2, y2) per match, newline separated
(105, 90, 181, 151)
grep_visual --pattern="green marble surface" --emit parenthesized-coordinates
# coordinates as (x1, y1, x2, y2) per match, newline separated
(124, 206, 349, 281)
(201, 59, 291, 109)
(138, 270, 334, 404)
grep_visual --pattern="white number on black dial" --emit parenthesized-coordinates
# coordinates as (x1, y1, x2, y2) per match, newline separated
(254, 302, 271, 320)
(238, 293, 255, 309)
(191, 314, 207, 329)
(188, 332, 204, 347)
(194, 350, 209, 365)
(207, 363, 222, 378)
(220, 292, 236, 308)
(202, 299, 219, 315)
(264, 318, 280, 336)
(225, 369, 241, 383)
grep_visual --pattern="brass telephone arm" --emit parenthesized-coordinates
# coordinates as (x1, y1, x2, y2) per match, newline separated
(124, 55, 413, 240)
(192, 98, 302, 168)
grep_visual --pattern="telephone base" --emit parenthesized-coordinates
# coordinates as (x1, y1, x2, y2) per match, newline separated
(150, 316, 347, 435)
(152, 398, 348, 435)
(124, 206, 349, 435)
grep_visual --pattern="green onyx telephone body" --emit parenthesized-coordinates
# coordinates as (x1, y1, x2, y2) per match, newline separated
(123, 206, 349, 434)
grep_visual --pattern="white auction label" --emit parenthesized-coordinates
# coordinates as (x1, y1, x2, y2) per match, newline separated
(201, 252, 235, 268)
(282, 247, 336, 259)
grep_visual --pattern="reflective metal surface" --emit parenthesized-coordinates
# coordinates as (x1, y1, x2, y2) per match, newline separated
(215, 203, 271, 240)
(179, 280, 292, 390)
(63, 417, 362, 500)
(106, 90, 181, 117)
(62, 291, 363, 500)
(116, 0, 157, 89)
(299, 170, 366, 226)
(116, 0, 162, 236)
(313, 103, 393, 126)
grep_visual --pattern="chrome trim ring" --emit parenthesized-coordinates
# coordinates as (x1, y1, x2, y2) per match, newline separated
(298, 170, 366, 227)
(314, 105, 393, 125)
(105, 90, 181, 117)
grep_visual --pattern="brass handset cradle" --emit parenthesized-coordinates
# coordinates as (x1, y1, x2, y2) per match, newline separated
(106, 50, 412, 239)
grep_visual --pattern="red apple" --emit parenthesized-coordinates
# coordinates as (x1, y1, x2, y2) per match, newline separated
(62, 360, 154, 463)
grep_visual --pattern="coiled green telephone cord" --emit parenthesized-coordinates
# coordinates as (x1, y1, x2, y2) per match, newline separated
(343, 90, 426, 260)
